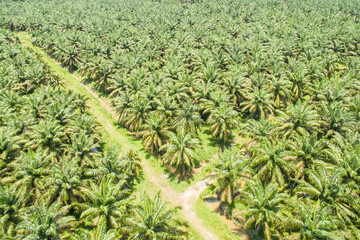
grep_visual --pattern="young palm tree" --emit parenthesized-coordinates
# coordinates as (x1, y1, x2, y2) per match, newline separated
(207, 103, 238, 146)
(43, 159, 85, 205)
(296, 166, 359, 224)
(8, 149, 51, 205)
(0, 185, 23, 237)
(27, 119, 65, 156)
(240, 180, 288, 240)
(160, 130, 200, 176)
(16, 201, 76, 239)
(241, 118, 276, 149)
(208, 148, 251, 217)
(129, 191, 187, 240)
(80, 176, 132, 231)
(0, 128, 21, 161)
(249, 139, 295, 185)
(241, 88, 274, 119)
(66, 131, 100, 167)
(173, 101, 202, 133)
(277, 101, 321, 138)
(136, 113, 168, 153)
(118, 150, 143, 183)
(285, 201, 347, 240)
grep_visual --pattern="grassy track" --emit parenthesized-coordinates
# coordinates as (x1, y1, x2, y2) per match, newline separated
(15, 31, 243, 240)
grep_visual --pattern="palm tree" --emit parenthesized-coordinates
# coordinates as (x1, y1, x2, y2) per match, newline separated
(160, 130, 200, 176)
(249, 139, 295, 185)
(0, 128, 21, 161)
(123, 98, 151, 132)
(113, 91, 133, 124)
(285, 201, 347, 240)
(90, 145, 126, 181)
(129, 191, 187, 240)
(207, 103, 238, 146)
(154, 94, 178, 120)
(200, 89, 232, 117)
(320, 102, 358, 137)
(296, 166, 359, 224)
(8, 149, 51, 205)
(289, 133, 326, 176)
(0, 185, 23, 237)
(27, 119, 65, 156)
(66, 131, 100, 167)
(70, 113, 99, 136)
(208, 148, 251, 217)
(277, 101, 321, 138)
(223, 72, 249, 106)
(268, 75, 293, 109)
(241, 118, 276, 149)
(332, 146, 360, 189)
(43, 159, 85, 205)
(241, 88, 274, 119)
(173, 101, 202, 133)
(16, 201, 76, 239)
(285, 60, 309, 100)
(119, 150, 143, 183)
(240, 180, 287, 240)
(80, 176, 132, 231)
(70, 223, 119, 240)
(136, 113, 168, 153)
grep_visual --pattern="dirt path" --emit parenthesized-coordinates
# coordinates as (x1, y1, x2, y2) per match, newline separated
(16, 32, 219, 240)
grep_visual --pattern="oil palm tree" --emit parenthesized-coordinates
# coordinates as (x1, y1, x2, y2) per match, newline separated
(0, 128, 21, 161)
(66, 131, 100, 167)
(296, 166, 359, 224)
(268, 75, 293, 109)
(90, 145, 126, 181)
(173, 101, 202, 133)
(160, 129, 200, 176)
(207, 103, 238, 146)
(118, 150, 143, 183)
(241, 118, 276, 148)
(80, 176, 132, 231)
(320, 102, 358, 137)
(241, 88, 274, 119)
(136, 113, 168, 153)
(123, 98, 151, 132)
(129, 191, 187, 240)
(0, 185, 23, 237)
(240, 180, 288, 240)
(8, 149, 51, 205)
(208, 148, 251, 217)
(249, 139, 295, 185)
(43, 159, 85, 205)
(289, 133, 327, 176)
(16, 201, 76, 240)
(285, 201, 347, 240)
(277, 101, 321, 138)
(27, 119, 65, 156)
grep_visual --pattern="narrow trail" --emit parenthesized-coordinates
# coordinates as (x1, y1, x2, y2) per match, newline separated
(16, 32, 219, 240)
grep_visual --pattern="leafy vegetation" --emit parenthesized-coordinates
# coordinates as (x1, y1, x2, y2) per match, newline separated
(0, 29, 186, 239)
(1, 0, 360, 238)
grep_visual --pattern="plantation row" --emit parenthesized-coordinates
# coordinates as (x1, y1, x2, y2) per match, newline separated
(1, 0, 360, 238)
(0, 29, 187, 240)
